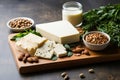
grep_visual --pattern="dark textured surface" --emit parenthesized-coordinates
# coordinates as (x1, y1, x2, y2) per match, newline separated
(0, 0, 120, 80)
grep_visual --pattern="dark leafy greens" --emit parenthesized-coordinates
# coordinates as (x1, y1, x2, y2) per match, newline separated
(82, 4, 120, 47)
(11, 29, 41, 41)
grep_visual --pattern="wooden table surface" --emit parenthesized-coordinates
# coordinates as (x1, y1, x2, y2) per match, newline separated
(0, 0, 120, 80)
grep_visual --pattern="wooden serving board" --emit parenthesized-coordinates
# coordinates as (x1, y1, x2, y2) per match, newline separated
(8, 34, 120, 73)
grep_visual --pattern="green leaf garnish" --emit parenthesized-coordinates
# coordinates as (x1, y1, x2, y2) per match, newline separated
(64, 44, 71, 51)
(10, 29, 41, 41)
(67, 51, 73, 57)
(51, 54, 58, 61)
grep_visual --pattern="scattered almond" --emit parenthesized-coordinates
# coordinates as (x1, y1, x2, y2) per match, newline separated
(61, 72, 69, 80)
(74, 53, 81, 56)
(64, 75, 69, 80)
(72, 47, 84, 53)
(88, 69, 95, 73)
(31, 57, 39, 63)
(18, 55, 24, 61)
(79, 73, 85, 78)
(25, 53, 30, 58)
(61, 72, 67, 77)
(22, 57, 27, 63)
(82, 49, 90, 56)
(27, 57, 33, 63)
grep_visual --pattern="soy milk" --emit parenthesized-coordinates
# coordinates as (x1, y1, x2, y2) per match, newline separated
(62, 1, 83, 26)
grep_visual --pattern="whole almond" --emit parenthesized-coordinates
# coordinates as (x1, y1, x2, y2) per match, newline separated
(72, 48, 84, 53)
(27, 57, 33, 63)
(18, 55, 24, 61)
(74, 53, 81, 56)
(18, 53, 25, 61)
(61, 72, 67, 77)
(20, 53, 25, 57)
(32, 57, 39, 63)
(25, 53, 30, 58)
(22, 57, 27, 63)
(82, 49, 90, 56)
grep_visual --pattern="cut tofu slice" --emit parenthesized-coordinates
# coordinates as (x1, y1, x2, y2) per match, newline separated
(42, 40, 56, 51)
(36, 20, 80, 44)
(35, 48, 54, 59)
(15, 33, 47, 56)
(34, 40, 55, 59)
(21, 33, 47, 47)
(54, 44, 67, 57)
(16, 38, 38, 55)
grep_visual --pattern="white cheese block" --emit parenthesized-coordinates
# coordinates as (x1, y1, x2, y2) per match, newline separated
(54, 44, 67, 57)
(36, 20, 80, 44)
(34, 40, 55, 59)
(16, 33, 47, 56)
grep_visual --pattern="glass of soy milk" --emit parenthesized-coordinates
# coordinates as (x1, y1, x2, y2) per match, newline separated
(62, 1, 83, 27)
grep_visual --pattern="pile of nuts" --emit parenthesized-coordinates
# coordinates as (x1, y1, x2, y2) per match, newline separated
(18, 53, 39, 63)
(72, 46, 90, 56)
(85, 32, 108, 44)
(9, 18, 32, 29)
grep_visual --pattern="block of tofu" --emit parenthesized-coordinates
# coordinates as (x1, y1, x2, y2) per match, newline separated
(16, 33, 47, 56)
(36, 20, 80, 44)
(54, 44, 67, 57)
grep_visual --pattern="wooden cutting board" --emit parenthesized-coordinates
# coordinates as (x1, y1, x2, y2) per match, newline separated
(8, 34, 120, 73)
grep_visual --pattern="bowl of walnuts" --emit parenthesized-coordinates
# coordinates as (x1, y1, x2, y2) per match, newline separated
(7, 17, 34, 32)
(82, 31, 110, 51)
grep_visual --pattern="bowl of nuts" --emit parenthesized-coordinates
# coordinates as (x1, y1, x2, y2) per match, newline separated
(7, 17, 34, 32)
(82, 31, 110, 51)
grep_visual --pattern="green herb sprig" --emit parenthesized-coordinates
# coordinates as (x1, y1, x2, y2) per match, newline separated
(10, 29, 41, 41)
